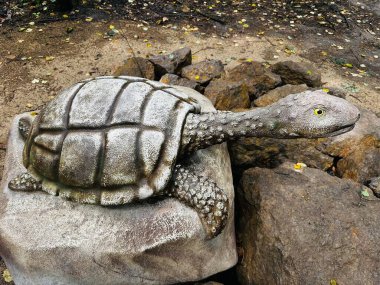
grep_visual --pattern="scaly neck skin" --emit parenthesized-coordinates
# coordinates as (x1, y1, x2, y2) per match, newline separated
(181, 108, 284, 154)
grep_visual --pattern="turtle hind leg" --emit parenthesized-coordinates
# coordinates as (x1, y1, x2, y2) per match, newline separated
(8, 172, 42, 192)
(166, 165, 229, 239)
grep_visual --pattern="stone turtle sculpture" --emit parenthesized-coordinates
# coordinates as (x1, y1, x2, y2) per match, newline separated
(8, 76, 360, 238)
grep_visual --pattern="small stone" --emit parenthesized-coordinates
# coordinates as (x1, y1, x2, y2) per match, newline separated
(160, 73, 200, 91)
(225, 61, 282, 98)
(253, 84, 309, 107)
(113, 57, 155, 80)
(204, 79, 250, 111)
(271, 60, 322, 87)
(181, 60, 225, 84)
(150, 47, 192, 77)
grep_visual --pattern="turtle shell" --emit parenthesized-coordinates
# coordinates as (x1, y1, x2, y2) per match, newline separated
(23, 76, 200, 205)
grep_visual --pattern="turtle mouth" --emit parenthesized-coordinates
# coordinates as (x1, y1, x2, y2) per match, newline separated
(325, 124, 355, 137)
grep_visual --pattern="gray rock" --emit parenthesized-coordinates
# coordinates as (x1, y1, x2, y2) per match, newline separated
(181, 60, 225, 84)
(225, 62, 282, 98)
(204, 79, 250, 111)
(253, 84, 308, 107)
(368, 177, 380, 197)
(236, 162, 380, 285)
(113, 57, 155, 80)
(271, 60, 322, 87)
(160, 73, 200, 91)
(0, 87, 237, 285)
(150, 47, 192, 77)
(230, 108, 380, 184)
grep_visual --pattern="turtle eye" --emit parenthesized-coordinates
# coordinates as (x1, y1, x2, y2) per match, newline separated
(313, 108, 326, 116)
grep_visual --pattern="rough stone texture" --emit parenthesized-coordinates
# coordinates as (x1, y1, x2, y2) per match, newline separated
(160, 73, 200, 91)
(181, 60, 224, 85)
(368, 177, 380, 197)
(204, 79, 250, 110)
(149, 47, 192, 77)
(271, 60, 322, 87)
(225, 62, 282, 98)
(0, 87, 237, 285)
(113, 57, 155, 80)
(253, 84, 308, 107)
(320, 109, 380, 184)
(230, 108, 379, 184)
(236, 162, 380, 285)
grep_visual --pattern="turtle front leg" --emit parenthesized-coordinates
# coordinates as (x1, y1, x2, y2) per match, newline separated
(8, 173, 42, 192)
(166, 165, 229, 239)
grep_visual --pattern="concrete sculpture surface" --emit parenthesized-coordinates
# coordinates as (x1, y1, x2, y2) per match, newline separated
(0, 76, 360, 284)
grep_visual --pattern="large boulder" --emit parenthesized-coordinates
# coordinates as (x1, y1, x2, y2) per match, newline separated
(236, 162, 380, 285)
(0, 87, 237, 285)
(204, 79, 250, 111)
(271, 60, 322, 87)
(225, 62, 282, 99)
(113, 57, 155, 80)
(181, 60, 225, 85)
(149, 47, 192, 77)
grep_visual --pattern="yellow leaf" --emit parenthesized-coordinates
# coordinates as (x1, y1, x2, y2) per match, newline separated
(321, 51, 328, 56)
(45, 56, 55, 61)
(243, 24, 249, 28)
(2, 269, 12, 283)
(294, 162, 307, 172)
(322, 88, 330, 93)
(109, 25, 115, 30)
(30, 111, 39, 116)
(195, 75, 200, 80)
(85, 17, 93, 22)
(246, 58, 253, 62)
(62, 14, 68, 18)
(146, 43, 152, 48)
(343, 63, 353, 68)
(306, 70, 312, 75)
(330, 279, 338, 285)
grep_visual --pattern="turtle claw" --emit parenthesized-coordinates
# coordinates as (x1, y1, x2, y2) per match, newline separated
(8, 172, 42, 192)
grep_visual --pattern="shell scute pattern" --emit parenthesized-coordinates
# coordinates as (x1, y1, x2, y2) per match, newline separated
(24, 77, 200, 205)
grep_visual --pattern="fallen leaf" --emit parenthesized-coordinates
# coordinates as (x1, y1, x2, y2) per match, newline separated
(361, 189, 370, 197)
(45, 56, 55, 61)
(2, 269, 12, 283)
(294, 162, 307, 172)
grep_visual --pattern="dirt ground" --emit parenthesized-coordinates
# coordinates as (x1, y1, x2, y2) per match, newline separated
(0, 1, 379, 283)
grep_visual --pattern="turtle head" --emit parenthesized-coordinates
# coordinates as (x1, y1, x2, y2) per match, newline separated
(181, 90, 361, 154)
(268, 90, 360, 138)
